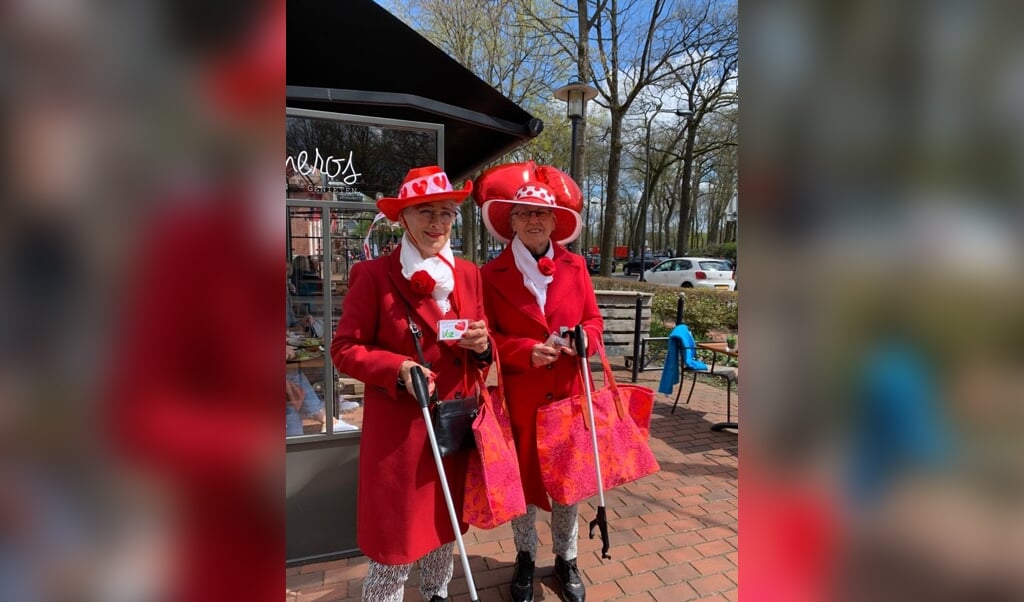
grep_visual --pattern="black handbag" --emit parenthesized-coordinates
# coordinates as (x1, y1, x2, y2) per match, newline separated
(431, 395, 479, 457)
(406, 307, 478, 457)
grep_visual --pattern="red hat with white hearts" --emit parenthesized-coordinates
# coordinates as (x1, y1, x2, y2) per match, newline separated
(377, 166, 473, 221)
(481, 180, 583, 245)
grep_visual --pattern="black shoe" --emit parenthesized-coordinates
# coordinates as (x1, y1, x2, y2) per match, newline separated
(554, 556, 586, 602)
(510, 550, 535, 602)
(428, 596, 448, 602)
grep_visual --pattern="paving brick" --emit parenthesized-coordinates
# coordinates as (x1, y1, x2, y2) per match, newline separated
(659, 544, 704, 565)
(621, 593, 657, 601)
(674, 494, 710, 508)
(689, 573, 736, 597)
(615, 503, 653, 518)
(604, 543, 641, 562)
(691, 555, 735, 576)
(650, 487, 683, 500)
(630, 535, 676, 555)
(583, 559, 631, 584)
(696, 525, 737, 541)
(322, 563, 368, 585)
(296, 583, 348, 602)
(640, 510, 676, 525)
(650, 580, 701, 601)
(468, 539, 505, 557)
(635, 523, 674, 539)
(586, 580, 625, 600)
(287, 571, 324, 592)
(695, 539, 736, 558)
(299, 559, 346, 574)
(699, 501, 736, 514)
(618, 570, 666, 594)
(623, 553, 670, 575)
(471, 565, 513, 590)
(653, 559, 701, 584)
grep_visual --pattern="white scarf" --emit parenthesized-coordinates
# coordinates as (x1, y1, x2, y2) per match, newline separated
(511, 235, 554, 314)
(399, 232, 455, 314)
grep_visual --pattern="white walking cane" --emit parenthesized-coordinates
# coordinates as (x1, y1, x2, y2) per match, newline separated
(574, 325, 612, 559)
(410, 366, 480, 601)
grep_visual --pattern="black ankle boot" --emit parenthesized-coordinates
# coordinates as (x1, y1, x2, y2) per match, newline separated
(510, 550, 535, 602)
(554, 556, 586, 602)
(428, 596, 448, 602)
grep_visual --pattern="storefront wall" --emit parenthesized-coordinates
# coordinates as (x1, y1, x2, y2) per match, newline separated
(286, 108, 442, 564)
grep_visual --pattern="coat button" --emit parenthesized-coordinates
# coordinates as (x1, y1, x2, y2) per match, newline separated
(545, 393, 553, 400)
(546, 364, 553, 370)
(454, 358, 462, 367)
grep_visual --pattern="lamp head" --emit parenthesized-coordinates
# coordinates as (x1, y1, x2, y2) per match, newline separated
(554, 81, 599, 120)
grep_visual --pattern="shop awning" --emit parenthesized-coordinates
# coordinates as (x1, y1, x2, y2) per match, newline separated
(286, 0, 543, 182)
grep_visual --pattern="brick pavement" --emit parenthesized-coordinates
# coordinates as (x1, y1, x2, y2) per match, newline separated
(287, 361, 738, 602)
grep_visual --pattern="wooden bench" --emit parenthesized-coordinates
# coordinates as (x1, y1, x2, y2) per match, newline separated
(595, 290, 687, 383)
(595, 290, 653, 359)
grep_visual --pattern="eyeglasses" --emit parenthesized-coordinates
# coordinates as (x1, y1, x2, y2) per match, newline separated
(413, 208, 458, 224)
(511, 209, 553, 221)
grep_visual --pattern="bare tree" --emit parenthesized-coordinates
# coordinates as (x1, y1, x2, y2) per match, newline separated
(698, 108, 738, 245)
(387, 0, 569, 261)
(670, 1, 738, 254)
(382, 0, 738, 266)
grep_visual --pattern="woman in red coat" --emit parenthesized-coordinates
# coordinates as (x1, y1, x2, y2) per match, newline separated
(479, 179, 603, 602)
(331, 166, 492, 602)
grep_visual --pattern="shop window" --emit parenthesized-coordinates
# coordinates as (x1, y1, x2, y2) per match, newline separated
(285, 108, 439, 440)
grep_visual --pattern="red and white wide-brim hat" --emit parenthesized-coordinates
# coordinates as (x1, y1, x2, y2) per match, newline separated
(481, 181, 583, 245)
(377, 165, 473, 221)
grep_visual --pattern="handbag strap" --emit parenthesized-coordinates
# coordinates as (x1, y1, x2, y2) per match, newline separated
(404, 303, 471, 402)
(404, 305, 440, 404)
(478, 336, 510, 415)
(576, 335, 628, 430)
(405, 306, 429, 367)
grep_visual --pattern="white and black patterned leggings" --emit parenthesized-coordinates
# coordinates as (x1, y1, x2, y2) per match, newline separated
(511, 501, 579, 561)
(361, 542, 454, 602)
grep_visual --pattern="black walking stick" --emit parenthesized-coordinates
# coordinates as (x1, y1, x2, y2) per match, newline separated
(410, 366, 480, 601)
(574, 325, 611, 559)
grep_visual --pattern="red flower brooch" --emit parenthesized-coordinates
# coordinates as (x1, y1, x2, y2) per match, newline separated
(409, 270, 436, 295)
(537, 257, 556, 276)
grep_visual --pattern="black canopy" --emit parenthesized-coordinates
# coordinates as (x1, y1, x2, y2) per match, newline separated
(287, 0, 543, 181)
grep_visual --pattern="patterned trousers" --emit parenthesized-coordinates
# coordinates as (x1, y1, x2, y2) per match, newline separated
(511, 501, 579, 561)
(361, 542, 454, 602)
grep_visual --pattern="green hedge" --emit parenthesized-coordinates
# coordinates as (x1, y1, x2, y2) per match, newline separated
(689, 242, 736, 262)
(592, 277, 737, 340)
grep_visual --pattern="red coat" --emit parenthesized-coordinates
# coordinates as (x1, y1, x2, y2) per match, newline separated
(330, 247, 488, 565)
(480, 244, 604, 511)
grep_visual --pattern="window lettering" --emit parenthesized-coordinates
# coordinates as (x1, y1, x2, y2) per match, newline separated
(286, 148, 362, 185)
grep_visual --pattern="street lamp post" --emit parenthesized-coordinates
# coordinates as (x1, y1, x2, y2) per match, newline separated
(554, 81, 598, 253)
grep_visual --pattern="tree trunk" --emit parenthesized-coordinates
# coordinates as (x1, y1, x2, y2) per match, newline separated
(599, 116, 624, 276)
(674, 123, 697, 254)
(461, 199, 476, 262)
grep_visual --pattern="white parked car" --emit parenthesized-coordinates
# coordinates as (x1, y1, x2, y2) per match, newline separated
(642, 257, 735, 290)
